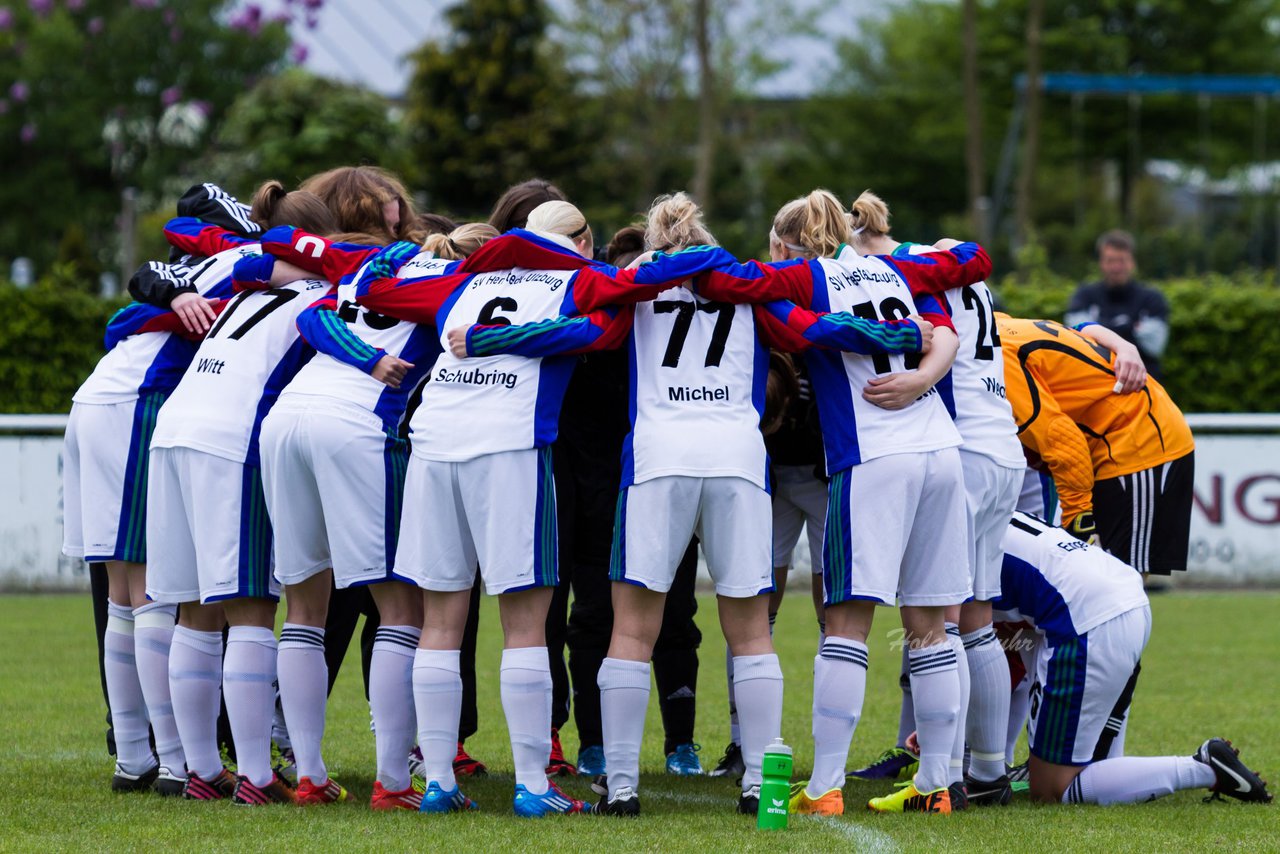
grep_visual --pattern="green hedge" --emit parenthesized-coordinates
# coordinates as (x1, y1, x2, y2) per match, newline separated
(0, 280, 124, 414)
(993, 270, 1280, 413)
(2, 271, 1278, 415)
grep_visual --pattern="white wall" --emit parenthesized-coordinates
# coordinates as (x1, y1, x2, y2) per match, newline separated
(2, 416, 1278, 589)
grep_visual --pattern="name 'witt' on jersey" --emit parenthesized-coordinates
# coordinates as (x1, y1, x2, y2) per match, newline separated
(625, 287, 766, 489)
(150, 270, 329, 466)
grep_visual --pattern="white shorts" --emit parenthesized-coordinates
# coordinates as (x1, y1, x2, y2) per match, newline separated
(823, 448, 971, 607)
(259, 397, 409, 589)
(1029, 606, 1150, 766)
(612, 475, 773, 598)
(62, 395, 164, 563)
(959, 451, 1023, 601)
(396, 447, 558, 596)
(145, 446, 277, 604)
(772, 464, 827, 572)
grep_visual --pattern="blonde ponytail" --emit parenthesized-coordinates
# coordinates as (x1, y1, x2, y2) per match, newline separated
(421, 222, 499, 260)
(770, 189, 850, 258)
(849, 190, 891, 238)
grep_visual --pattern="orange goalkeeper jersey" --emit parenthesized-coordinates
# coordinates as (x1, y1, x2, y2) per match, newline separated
(997, 315, 1194, 523)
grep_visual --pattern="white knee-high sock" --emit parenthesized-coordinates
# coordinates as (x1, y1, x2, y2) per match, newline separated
(413, 648, 461, 791)
(1063, 756, 1215, 805)
(599, 657, 650, 798)
(724, 645, 739, 746)
(896, 645, 915, 748)
(370, 626, 420, 791)
(500, 646, 552, 795)
(732, 653, 783, 790)
(133, 602, 184, 773)
(1007, 670, 1031, 765)
(224, 625, 278, 787)
(963, 624, 1011, 781)
(946, 624, 970, 784)
(807, 637, 868, 797)
(277, 623, 328, 783)
(908, 642, 960, 793)
(105, 600, 153, 775)
(169, 625, 224, 781)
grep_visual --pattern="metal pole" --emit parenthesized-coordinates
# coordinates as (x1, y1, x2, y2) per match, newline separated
(119, 187, 138, 294)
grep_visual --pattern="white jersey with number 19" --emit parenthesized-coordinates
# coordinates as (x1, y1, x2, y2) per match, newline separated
(150, 275, 329, 465)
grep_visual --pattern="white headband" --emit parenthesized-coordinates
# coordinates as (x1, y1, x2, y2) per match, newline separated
(770, 229, 808, 254)
(852, 225, 866, 235)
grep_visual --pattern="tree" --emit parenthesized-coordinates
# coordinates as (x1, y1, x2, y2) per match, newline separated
(0, 1, 289, 271)
(403, 0, 584, 217)
(204, 69, 408, 193)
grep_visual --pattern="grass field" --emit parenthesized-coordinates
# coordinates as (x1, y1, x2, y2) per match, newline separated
(0, 591, 1275, 852)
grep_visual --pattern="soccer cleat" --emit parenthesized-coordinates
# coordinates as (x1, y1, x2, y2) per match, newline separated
(153, 766, 186, 797)
(231, 772, 296, 806)
(294, 775, 351, 805)
(371, 781, 423, 811)
(1006, 760, 1029, 783)
(789, 781, 844, 816)
(599, 785, 641, 817)
(867, 781, 952, 814)
(182, 767, 238, 800)
(577, 745, 606, 777)
(111, 763, 159, 793)
(965, 774, 1013, 806)
(453, 742, 488, 777)
(513, 781, 592, 817)
(419, 780, 479, 813)
(666, 743, 704, 776)
(547, 728, 577, 776)
(590, 774, 608, 797)
(948, 781, 969, 811)
(848, 746, 920, 781)
(708, 741, 745, 779)
(1194, 738, 1273, 804)
(738, 784, 761, 815)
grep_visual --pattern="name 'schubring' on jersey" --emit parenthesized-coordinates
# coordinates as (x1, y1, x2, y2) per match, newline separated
(150, 265, 328, 465)
(412, 266, 579, 462)
(625, 287, 767, 489)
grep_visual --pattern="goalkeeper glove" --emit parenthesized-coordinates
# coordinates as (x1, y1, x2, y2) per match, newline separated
(1066, 511, 1100, 546)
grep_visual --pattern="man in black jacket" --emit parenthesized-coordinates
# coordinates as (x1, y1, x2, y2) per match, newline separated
(1065, 230, 1170, 379)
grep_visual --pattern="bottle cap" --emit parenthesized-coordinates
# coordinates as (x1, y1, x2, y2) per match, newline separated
(764, 738, 792, 756)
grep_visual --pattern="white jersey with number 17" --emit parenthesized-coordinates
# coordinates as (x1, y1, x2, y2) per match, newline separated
(150, 276, 329, 465)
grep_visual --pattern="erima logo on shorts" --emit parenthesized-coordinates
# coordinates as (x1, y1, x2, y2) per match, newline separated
(436, 366, 518, 390)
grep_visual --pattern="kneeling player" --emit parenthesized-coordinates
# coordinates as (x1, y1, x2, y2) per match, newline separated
(993, 512, 1271, 806)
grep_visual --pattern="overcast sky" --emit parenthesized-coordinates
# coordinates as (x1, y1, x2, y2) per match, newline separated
(254, 0, 896, 97)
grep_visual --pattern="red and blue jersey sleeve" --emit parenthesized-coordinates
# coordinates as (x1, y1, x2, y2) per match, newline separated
(466, 306, 634, 358)
(564, 246, 742, 314)
(103, 300, 228, 349)
(693, 258, 816, 307)
(163, 217, 257, 257)
(295, 294, 385, 373)
(258, 226, 383, 284)
(759, 301, 923, 354)
(354, 270, 471, 326)
(877, 242, 992, 298)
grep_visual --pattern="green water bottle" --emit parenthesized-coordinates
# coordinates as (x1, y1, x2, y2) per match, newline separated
(757, 738, 793, 830)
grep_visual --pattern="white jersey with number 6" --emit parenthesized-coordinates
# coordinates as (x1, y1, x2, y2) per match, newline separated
(150, 276, 329, 465)
(411, 267, 577, 462)
(623, 287, 766, 489)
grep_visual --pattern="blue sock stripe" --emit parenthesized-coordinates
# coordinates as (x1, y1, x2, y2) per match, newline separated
(963, 629, 998, 650)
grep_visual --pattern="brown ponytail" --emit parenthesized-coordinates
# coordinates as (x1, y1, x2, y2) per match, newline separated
(421, 222, 499, 260)
(249, 180, 336, 236)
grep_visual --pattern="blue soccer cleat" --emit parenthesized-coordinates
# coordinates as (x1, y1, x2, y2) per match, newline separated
(419, 780, 478, 813)
(847, 746, 919, 781)
(666, 743, 704, 776)
(513, 781, 593, 817)
(577, 744, 606, 777)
